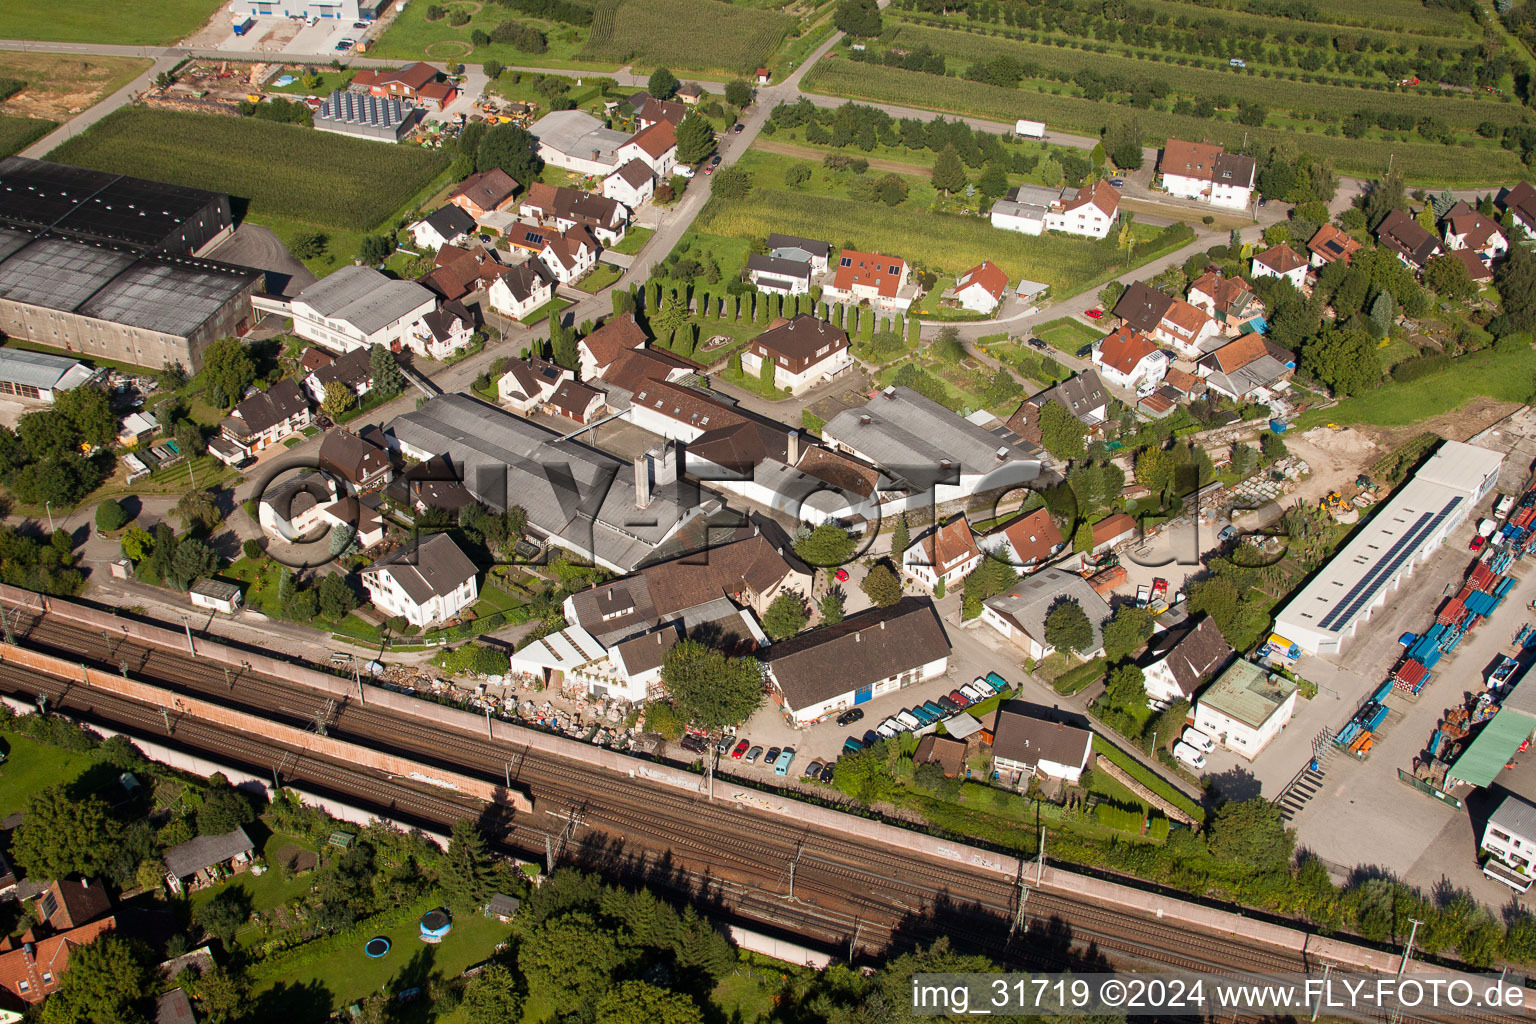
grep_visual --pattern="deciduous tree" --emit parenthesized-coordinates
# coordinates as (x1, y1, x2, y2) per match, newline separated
(1206, 797, 1295, 873)
(199, 338, 255, 409)
(37, 933, 150, 1024)
(793, 523, 855, 567)
(1038, 401, 1086, 462)
(95, 500, 129, 533)
(594, 981, 705, 1024)
(1102, 605, 1153, 663)
(322, 379, 355, 417)
(762, 591, 809, 640)
(647, 67, 679, 99)
(661, 639, 763, 731)
(1044, 598, 1093, 656)
(860, 563, 903, 607)
(11, 787, 123, 881)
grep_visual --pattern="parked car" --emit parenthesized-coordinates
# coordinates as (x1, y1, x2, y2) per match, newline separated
(820, 763, 835, 783)
(705, 154, 722, 174)
(1470, 535, 1487, 553)
(909, 705, 937, 726)
(732, 122, 745, 134)
(765, 746, 782, 765)
(862, 730, 880, 747)
(985, 671, 1010, 693)
(745, 745, 764, 763)
(1229, 57, 1247, 67)
(335, 38, 355, 50)
(960, 683, 988, 703)
(1028, 337, 1049, 351)
(1084, 308, 1104, 319)
(843, 737, 864, 754)
(1108, 178, 1125, 188)
(731, 739, 750, 758)
(896, 710, 922, 730)
(1218, 525, 1238, 543)
(804, 760, 823, 779)
(1182, 727, 1215, 753)
(716, 735, 734, 756)
(677, 164, 696, 178)
(352, 20, 369, 28)
(921, 700, 948, 720)
(935, 695, 961, 714)
(1172, 741, 1206, 770)
(948, 689, 972, 708)
(774, 748, 796, 775)
(836, 707, 865, 727)
(876, 722, 898, 739)
(834, 568, 850, 581)
(680, 734, 707, 753)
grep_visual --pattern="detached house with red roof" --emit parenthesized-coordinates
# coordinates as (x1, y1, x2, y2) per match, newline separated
(1502, 181, 1536, 236)
(577, 312, 649, 380)
(1112, 280, 1221, 359)
(1187, 271, 1263, 336)
(741, 315, 852, 395)
(519, 183, 629, 246)
(537, 225, 599, 284)
(1091, 324, 1168, 390)
(448, 168, 520, 220)
(0, 917, 115, 1010)
(982, 507, 1064, 572)
(950, 260, 1009, 314)
(1158, 139, 1256, 210)
(1375, 209, 1442, 270)
(616, 120, 678, 178)
(823, 249, 915, 312)
(1441, 202, 1508, 260)
(1251, 244, 1309, 289)
(1196, 334, 1296, 401)
(1043, 178, 1119, 239)
(902, 516, 983, 591)
(1307, 224, 1362, 268)
(352, 62, 445, 102)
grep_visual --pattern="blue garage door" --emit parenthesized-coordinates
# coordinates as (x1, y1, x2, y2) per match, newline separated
(854, 684, 872, 704)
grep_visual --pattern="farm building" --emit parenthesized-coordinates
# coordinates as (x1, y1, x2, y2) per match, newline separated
(314, 90, 418, 143)
(0, 348, 103, 404)
(1273, 440, 1502, 655)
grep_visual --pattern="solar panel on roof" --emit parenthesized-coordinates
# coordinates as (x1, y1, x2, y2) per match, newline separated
(1318, 497, 1462, 632)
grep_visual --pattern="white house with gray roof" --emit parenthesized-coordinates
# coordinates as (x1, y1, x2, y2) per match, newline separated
(980, 566, 1111, 660)
(1483, 792, 1536, 892)
(360, 532, 478, 628)
(531, 110, 632, 176)
(821, 386, 1044, 512)
(288, 266, 436, 355)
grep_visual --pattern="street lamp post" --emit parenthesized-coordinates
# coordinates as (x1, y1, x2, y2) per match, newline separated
(44, 501, 54, 533)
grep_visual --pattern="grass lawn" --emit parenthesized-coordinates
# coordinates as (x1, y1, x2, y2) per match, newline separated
(517, 297, 571, 327)
(1035, 316, 1106, 357)
(609, 226, 655, 256)
(0, 732, 100, 816)
(575, 262, 623, 293)
(1092, 735, 1203, 822)
(252, 899, 512, 1011)
(1294, 341, 1536, 429)
(372, 4, 616, 70)
(0, 116, 54, 158)
(189, 830, 320, 946)
(0, 0, 222, 45)
(266, 69, 355, 96)
(721, 365, 793, 400)
(579, 0, 793, 74)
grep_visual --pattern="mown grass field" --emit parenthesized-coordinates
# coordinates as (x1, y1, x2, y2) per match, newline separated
(0, 116, 52, 158)
(803, 57, 1528, 184)
(0, 731, 101, 817)
(0, 0, 221, 45)
(582, 0, 793, 74)
(0, 54, 152, 121)
(371, 2, 615, 70)
(1294, 341, 1536, 428)
(48, 108, 449, 233)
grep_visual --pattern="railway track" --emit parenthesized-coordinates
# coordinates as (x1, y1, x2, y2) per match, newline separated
(4, 606, 1510, 1022)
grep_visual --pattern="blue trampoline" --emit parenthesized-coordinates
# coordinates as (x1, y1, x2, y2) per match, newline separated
(364, 937, 391, 958)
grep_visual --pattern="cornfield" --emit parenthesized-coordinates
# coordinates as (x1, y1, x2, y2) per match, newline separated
(0, 116, 52, 159)
(579, 0, 791, 73)
(48, 108, 448, 232)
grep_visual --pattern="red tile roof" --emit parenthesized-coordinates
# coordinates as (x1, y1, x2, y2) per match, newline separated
(451, 168, 519, 211)
(1092, 513, 1137, 547)
(954, 260, 1008, 302)
(1094, 324, 1158, 375)
(832, 249, 906, 298)
(580, 312, 649, 370)
(994, 508, 1063, 566)
(0, 918, 115, 1004)
(625, 120, 677, 160)
(1254, 243, 1307, 274)
(1062, 178, 1120, 218)
(1307, 224, 1362, 265)
(914, 517, 981, 577)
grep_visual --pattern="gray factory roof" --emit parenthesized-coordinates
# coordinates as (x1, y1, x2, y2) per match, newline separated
(0, 235, 256, 337)
(0, 156, 224, 251)
(983, 567, 1112, 651)
(387, 393, 703, 572)
(531, 110, 630, 164)
(317, 90, 408, 128)
(823, 385, 1042, 490)
(0, 347, 97, 391)
(295, 266, 434, 335)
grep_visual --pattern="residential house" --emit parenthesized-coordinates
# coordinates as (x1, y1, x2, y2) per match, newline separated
(1441, 202, 1508, 260)
(538, 226, 599, 284)
(902, 516, 982, 591)
(1005, 370, 1109, 446)
(1502, 181, 1536, 237)
(1196, 334, 1295, 401)
(1090, 512, 1138, 555)
(766, 233, 831, 273)
(189, 578, 243, 614)
(519, 183, 629, 246)
(1140, 615, 1233, 704)
(530, 110, 632, 176)
(1375, 209, 1442, 270)
(1112, 280, 1220, 358)
(676, 83, 704, 104)
(1481, 793, 1536, 892)
(684, 420, 885, 527)
(1187, 272, 1263, 335)
(746, 254, 812, 296)
(497, 354, 571, 414)
(1307, 224, 1363, 268)
(31, 879, 111, 934)
(448, 168, 520, 220)
(634, 96, 686, 129)
(989, 185, 1054, 236)
(1250, 244, 1309, 289)
(383, 455, 475, 518)
(983, 507, 1064, 571)
(420, 244, 504, 304)
(318, 426, 393, 492)
(302, 346, 373, 405)
(616, 120, 678, 179)
(1161, 366, 1203, 400)
(762, 598, 952, 724)
(740, 315, 852, 394)
(822, 385, 1045, 512)
(980, 566, 1111, 660)
(406, 301, 476, 360)
(257, 472, 337, 542)
(578, 312, 648, 380)
(410, 205, 476, 251)
(601, 348, 729, 442)
(288, 266, 436, 354)
(988, 703, 1094, 784)
(544, 378, 605, 424)
(1091, 325, 1168, 390)
(950, 260, 1008, 314)
(352, 62, 443, 101)
(219, 379, 310, 456)
(823, 249, 914, 312)
(914, 734, 967, 777)
(486, 262, 553, 321)
(0, 917, 115, 1008)
(360, 532, 478, 629)
(1043, 179, 1119, 239)
(1158, 139, 1256, 210)
(602, 159, 655, 209)
(1448, 247, 1494, 285)
(1192, 659, 1297, 759)
(163, 826, 255, 895)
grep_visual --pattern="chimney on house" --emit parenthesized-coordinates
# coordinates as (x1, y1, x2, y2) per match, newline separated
(786, 429, 799, 465)
(634, 455, 652, 509)
(654, 443, 678, 487)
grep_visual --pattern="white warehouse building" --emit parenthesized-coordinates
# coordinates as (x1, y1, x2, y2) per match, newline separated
(1273, 439, 1503, 655)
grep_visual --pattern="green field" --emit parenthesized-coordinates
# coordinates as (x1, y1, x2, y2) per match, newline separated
(804, 56, 1527, 185)
(1035, 316, 1106, 357)
(0, 116, 52, 158)
(0, 732, 101, 817)
(582, 0, 793, 74)
(0, 0, 222, 45)
(1294, 341, 1536, 428)
(48, 108, 449, 233)
(265, 69, 356, 96)
(371, 2, 613, 70)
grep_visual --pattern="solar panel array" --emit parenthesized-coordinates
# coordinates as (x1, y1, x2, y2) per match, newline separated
(1317, 496, 1463, 632)
(318, 91, 407, 128)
